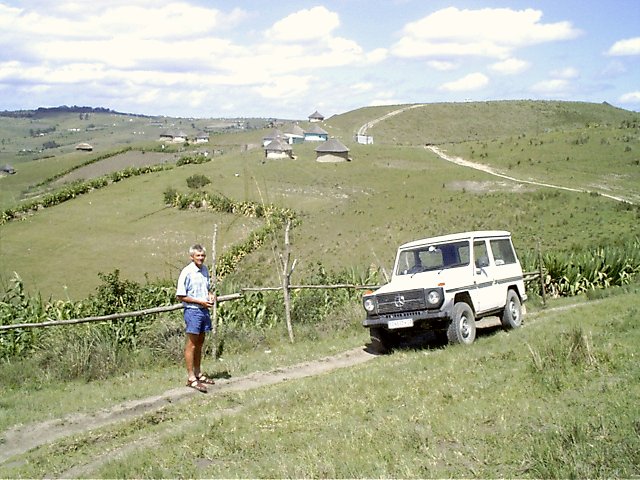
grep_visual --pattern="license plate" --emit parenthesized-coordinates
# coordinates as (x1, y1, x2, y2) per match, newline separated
(388, 318, 414, 329)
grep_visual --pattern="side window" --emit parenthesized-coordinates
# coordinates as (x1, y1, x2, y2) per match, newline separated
(457, 244, 470, 265)
(474, 240, 489, 268)
(396, 251, 413, 275)
(490, 239, 517, 266)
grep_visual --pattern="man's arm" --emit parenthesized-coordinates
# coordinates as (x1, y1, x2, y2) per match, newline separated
(177, 295, 213, 308)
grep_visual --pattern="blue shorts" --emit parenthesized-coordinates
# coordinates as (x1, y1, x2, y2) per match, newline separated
(184, 308, 212, 334)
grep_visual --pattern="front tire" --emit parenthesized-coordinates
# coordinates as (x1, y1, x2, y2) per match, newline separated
(501, 290, 523, 330)
(369, 327, 396, 354)
(447, 302, 476, 345)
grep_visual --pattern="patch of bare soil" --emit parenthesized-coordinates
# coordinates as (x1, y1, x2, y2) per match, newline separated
(448, 180, 535, 194)
(54, 151, 178, 185)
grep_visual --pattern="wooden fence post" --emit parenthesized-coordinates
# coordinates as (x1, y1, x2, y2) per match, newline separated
(279, 220, 296, 343)
(538, 242, 546, 306)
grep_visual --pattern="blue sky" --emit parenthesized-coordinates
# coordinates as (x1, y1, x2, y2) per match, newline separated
(0, 0, 638, 118)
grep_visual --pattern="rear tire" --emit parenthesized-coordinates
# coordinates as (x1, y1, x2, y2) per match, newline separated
(501, 290, 523, 330)
(447, 302, 476, 345)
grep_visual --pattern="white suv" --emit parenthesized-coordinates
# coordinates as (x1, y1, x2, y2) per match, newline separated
(362, 231, 527, 352)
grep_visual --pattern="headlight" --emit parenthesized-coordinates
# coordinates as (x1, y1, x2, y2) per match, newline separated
(426, 289, 442, 307)
(363, 297, 376, 312)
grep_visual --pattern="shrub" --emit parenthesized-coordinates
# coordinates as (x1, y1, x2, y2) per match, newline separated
(186, 174, 211, 189)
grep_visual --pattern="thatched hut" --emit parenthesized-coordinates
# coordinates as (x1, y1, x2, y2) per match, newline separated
(315, 138, 350, 162)
(264, 137, 294, 159)
(75, 143, 93, 151)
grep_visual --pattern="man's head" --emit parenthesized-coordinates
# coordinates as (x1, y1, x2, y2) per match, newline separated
(189, 244, 206, 268)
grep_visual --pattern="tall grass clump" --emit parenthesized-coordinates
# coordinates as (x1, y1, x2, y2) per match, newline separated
(0, 270, 176, 382)
(521, 238, 640, 297)
(0, 274, 46, 358)
(526, 326, 600, 392)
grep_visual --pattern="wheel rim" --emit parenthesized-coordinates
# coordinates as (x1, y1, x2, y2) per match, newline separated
(509, 300, 520, 324)
(460, 315, 471, 339)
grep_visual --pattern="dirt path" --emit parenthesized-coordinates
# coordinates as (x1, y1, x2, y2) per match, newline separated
(426, 145, 635, 205)
(0, 346, 375, 465)
(357, 104, 427, 136)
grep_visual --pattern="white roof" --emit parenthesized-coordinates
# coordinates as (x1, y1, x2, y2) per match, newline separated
(399, 230, 511, 249)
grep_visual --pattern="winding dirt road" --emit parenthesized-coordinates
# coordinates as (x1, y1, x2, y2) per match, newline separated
(426, 145, 635, 205)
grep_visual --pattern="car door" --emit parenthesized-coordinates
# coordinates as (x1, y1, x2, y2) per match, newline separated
(470, 238, 502, 313)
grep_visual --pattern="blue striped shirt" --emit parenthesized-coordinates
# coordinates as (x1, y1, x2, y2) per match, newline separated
(176, 262, 210, 309)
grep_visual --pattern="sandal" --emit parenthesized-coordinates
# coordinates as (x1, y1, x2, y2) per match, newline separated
(186, 378, 208, 393)
(196, 373, 215, 385)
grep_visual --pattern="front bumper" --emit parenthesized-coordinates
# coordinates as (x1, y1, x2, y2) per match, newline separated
(363, 308, 449, 328)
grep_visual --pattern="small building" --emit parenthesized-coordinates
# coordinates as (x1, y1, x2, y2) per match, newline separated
(315, 138, 350, 163)
(159, 130, 188, 143)
(308, 110, 325, 122)
(173, 131, 188, 143)
(262, 129, 284, 147)
(304, 124, 329, 142)
(264, 138, 294, 159)
(75, 142, 93, 151)
(355, 134, 374, 145)
(1, 164, 16, 175)
(195, 131, 209, 143)
(284, 124, 305, 144)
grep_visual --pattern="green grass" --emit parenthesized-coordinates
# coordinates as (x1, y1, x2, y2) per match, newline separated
(0, 173, 264, 298)
(0, 293, 637, 478)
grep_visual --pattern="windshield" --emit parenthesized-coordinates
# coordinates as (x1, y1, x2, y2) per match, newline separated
(395, 240, 470, 275)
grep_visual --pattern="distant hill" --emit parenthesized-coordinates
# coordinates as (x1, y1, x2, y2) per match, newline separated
(0, 105, 148, 119)
(327, 100, 639, 146)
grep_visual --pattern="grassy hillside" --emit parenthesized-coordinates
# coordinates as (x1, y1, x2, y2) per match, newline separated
(345, 100, 639, 145)
(1, 101, 639, 299)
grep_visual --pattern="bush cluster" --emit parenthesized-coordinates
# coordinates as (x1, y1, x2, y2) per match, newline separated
(521, 238, 640, 297)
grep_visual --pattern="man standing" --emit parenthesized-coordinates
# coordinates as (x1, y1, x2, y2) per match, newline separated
(176, 244, 216, 393)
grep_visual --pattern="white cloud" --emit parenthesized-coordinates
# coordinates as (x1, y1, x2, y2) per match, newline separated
(551, 67, 579, 79)
(253, 75, 313, 99)
(619, 91, 640, 103)
(0, 3, 245, 40)
(490, 58, 529, 75)
(439, 72, 489, 92)
(607, 37, 640, 56)
(392, 7, 580, 60)
(352, 82, 374, 93)
(265, 6, 339, 42)
(0, 1, 384, 115)
(369, 97, 401, 107)
(531, 78, 570, 94)
(428, 60, 458, 71)
(365, 48, 389, 64)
